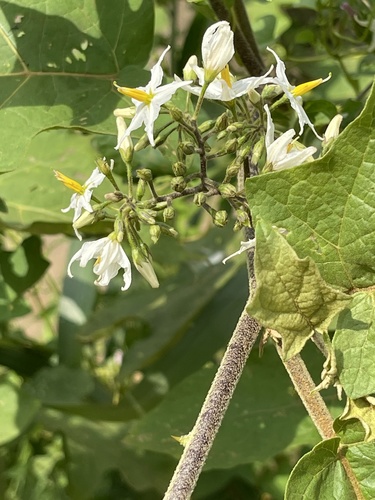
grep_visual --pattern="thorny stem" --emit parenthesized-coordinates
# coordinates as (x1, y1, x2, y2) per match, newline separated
(275, 342, 365, 500)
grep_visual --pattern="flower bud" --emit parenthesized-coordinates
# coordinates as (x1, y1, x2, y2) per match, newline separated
(96, 157, 113, 176)
(248, 88, 261, 105)
(136, 168, 153, 182)
(116, 118, 133, 163)
(113, 107, 136, 119)
(163, 206, 175, 222)
(216, 130, 228, 141)
(134, 133, 150, 151)
(236, 209, 250, 227)
(323, 114, 343, 148)
(193, 193, 207, 206)
(172, 161, 187, 177)
(138, 209, 156, 225)
(261, 84, 282, 100)
(225, 138, 238, 154)
(150, 224, 161, 244)
(251, 137, 265, 164)
(202, 21, 235, 83)
(171, 176, 187, 193)
(218, 183, 237, 198)
(136, 179, 146, 200)
(159, 223, 178, 237)
(104, 191, 125, 202)
(179, 142, 196, 155)
(198, 119, 216, 134)
(165, 103, 185, 123)
(214, 112, 229, 132)
(226, 123, 243, 133)
(183, 55, 198, 81)
(225, 160, 241, 180)
(213, 210, 228, 227)
(132, 247, 159, 288)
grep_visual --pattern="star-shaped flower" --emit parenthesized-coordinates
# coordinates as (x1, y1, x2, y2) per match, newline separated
(115, 46, 191, 148)
(68, 234, 132, 291)
(264, 104, 316, 171)
(267, 47, 331, 140)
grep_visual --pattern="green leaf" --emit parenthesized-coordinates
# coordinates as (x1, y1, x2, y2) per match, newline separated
(285, 438, 355, 499)
(0, 375, 41, 445)
(333, 292, 375, 399)
(124, 346, 342, 468)
(246, 81, 375, 290)
(23, 366, 94, 405)
(247, 222, 350, 359)
(334, 418, 366, 445)
(0, 0, 154, 171)
(346, 442, 375, 500)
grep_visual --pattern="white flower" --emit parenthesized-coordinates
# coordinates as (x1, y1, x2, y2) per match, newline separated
(267, 47, 331, 140)
(54, 162, 111, 240)
(222, 238, 256, 264)
(323, 114, 343, 145)
(264, 105, 316, 171)
(68, 234, 132, 291)
(202, 21, 235, 83)
(180, 62, 274, 101)
(114, 46, 192, 148)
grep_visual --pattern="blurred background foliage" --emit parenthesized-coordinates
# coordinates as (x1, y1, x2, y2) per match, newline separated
(0, 0, 374, 498)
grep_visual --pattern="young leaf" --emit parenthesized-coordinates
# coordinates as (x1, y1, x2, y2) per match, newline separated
(333, 292, 375, 399)
(247, 222, 351, 359)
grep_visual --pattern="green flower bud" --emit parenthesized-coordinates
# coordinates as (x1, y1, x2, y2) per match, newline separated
(236, 209, 250, 226)
(136, 169, 153, 182)
(262, 84, 282, 100)
(136, 179, 146, 200)
(95, 157, 112, 176)
(216, 130, 228, 141)
(171, 176, 187, 193)
(238, 144, 251, 161)
(163, 206, 175, 222)
(138, 209, 156, 225)
(226, 122, 243, 133)
(159, 223, 178, 238)
(150, 224, 161, 244)
(179, 142, 196, 155)
(225, 138, 238, 154)
(199, 120, 216, 133)
(134, 133, 150, 152)
(172, 161, 187, 177)
(225, 160, 241, 180)
(132, 247, 159, 288)
(104, 191, 125, 202)
(165, 103, 184, 123)
(251, 137, 265, 165)
(214, 112, 229, 132)
(193, 192, 207, 206)
(213, 210, 228, 227)
(248, 88, 260, 105)
(218, 183, 237, 198)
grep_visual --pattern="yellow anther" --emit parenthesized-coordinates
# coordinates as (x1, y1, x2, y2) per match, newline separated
(220, 65, 232, 88)
(54, 170, 85, 194)
(114, 82, 153, 104)
(292, 73, 331, 97)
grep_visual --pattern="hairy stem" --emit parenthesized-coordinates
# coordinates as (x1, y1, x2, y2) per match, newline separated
(163, 237, 260, 499)
(275, 343, 364, 499)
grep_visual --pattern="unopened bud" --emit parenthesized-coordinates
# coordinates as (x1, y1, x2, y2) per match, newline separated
(150, 224, 161, 244)
(136, 179, 146, 200)
(225, 138, 238, 153)
(251, 138, 265, 164)
(171, 176, 187, 192)
(172, 162, 187, 177)
(226, 123, 243, 133)
(96, 157, 113, 176)
(183, 55, 198, 81)
(163, 206, 175, 221)
(214, 112, 229, 132)
(138, 209, 156, 225)
(236, 209, 250, 227)
(323, 114, 343, 148)
(136, 169, 153, 182)
(179, 142, 196, 155)
(218, 183, 237, 198)
(193, 193, 207, 206)
(116, 116, 133, 162)
(216, 130, 228, 141)
(238, 144, 251, 161)
(104, 191, 125, 202)
(199, 120, 216, 133)
(132, 247, 159, 288)
(262, 84, 282, 100)
(165, 103, 185, 123)
(134, 133, 150, 151)
(225, 160, 241, 180)
(213, 210, 228, 227)
(154, 132, 171, 148)
(113, 107, 136, 119)
(248, 88, 260, 105)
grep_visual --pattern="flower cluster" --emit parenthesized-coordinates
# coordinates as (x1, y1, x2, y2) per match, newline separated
(56, 20, 340, 286)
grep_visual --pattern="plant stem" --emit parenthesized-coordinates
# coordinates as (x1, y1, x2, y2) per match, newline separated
(275, 343, 365, 499)
(163, 308, 261, 500)
(163, 233, 260, 499)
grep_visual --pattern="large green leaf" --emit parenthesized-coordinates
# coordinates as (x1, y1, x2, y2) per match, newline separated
(247, 222, 350, 359)
(333, 292, 375, 399)
(0, 0, 154, 172)
(346, 442, 375, 500)
(246, 82, 375, 291)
